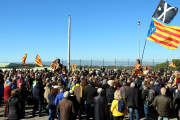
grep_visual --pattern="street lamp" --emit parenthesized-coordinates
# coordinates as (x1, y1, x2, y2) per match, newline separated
(138, 21, 141, 60)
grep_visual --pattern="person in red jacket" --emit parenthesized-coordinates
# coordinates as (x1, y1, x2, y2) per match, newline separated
(4, 82, 12, 117)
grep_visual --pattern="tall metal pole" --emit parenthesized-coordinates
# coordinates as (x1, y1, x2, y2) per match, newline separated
(153, 59, 154, 71)
(91, 59, 92, 70)
(138, 21, 141, 61)
(67, 15, 71, 71)
(103, 59, 104, 67)
(128, 59, 129, 70)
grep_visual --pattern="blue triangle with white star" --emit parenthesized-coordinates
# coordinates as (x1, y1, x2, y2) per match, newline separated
(147, 19, 156, 37)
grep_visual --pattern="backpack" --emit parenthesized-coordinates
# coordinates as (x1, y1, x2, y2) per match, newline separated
(147, 89, 155, 105)
(115, 99, 125, 112)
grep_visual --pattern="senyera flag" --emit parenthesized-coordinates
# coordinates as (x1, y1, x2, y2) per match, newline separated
(34, 54, 43, 67)
(147, 63, 150, 69)
(147, 18, 180, 50)
(51, 59, 57, 69)
(21, 53, 27, 65)
(169, 61, 176, 67)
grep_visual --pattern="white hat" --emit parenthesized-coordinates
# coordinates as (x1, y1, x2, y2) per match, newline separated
(63, 91, 70, 98)
(97, 88, 104, 94)
(52, 85, 59, 89)
(69, 90, 74, 94)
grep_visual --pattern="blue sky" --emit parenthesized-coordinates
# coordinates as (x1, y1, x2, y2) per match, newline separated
(0, 0, 180, 63)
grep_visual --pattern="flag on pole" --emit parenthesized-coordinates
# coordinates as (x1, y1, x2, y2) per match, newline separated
(73, 64, 76, 68)
(21, 53, 27, 65)
(34, 54, 43, 67)
(51, 59, 57, 69)
(152, 0, 178, 24)
(147, 63, 150, 69)
(169, 61, 176, 67)
(146, 18, 180, 50)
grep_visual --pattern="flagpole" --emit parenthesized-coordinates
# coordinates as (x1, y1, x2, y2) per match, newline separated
(67, 15, 71, 72)
(141, 39, 147, 64)
(138, 21, 141, 61)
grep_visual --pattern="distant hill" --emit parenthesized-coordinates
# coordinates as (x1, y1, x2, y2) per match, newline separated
(153, 59, 180, 71)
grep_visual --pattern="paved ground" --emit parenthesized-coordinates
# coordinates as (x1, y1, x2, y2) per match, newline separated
(0, 101, 177, 120)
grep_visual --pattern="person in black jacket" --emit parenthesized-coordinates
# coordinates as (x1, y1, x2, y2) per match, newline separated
(84, 81, 97, 120)
(126, 82, 140, 120)
(106, 80, 116, 120)
(141, 85, 149, 119)
(33, 79, 44, 117)
(17, 83, 27, 118)
(94, 88, 108, 120)
(7, 89, 21, 120)
(101, 79, 109, 91)
(173, 84, 180, 119)
(69, 90, 79, 120)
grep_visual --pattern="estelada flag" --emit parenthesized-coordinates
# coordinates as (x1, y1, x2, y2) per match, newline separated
(51, 59, 57, 69)
(147, 18, 180, 50)
(21, 53, 27, 65)
(73, 64, 76, 68)
(34, 54, 43, 67)
(169, 61, 176, 67)
(147, 63, 150, 69)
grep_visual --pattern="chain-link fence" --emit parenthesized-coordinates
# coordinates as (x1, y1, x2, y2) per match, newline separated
(60, 59, 170, 71)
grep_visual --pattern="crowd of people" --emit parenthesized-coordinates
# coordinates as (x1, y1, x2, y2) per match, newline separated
(0, 59, 180, 120)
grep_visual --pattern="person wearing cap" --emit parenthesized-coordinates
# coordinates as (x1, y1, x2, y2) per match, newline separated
(72, 80, 83, 120)
(48, 86, 59, 120)
(84, 81, 98, 120)
(94, 88, 108, 120)
(120, 81, 129, 99)
(106, 80, 116, 120)
(57, 91, 75, 120)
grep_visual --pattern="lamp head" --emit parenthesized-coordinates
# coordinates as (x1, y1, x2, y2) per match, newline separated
(138, 21, 141, 25)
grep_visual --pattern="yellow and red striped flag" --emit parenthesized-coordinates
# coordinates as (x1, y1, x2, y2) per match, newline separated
(147, 18, 180, 50)
(34, 54, 43, 67)
(73, 64, 76, 68)
(51, 59, 57, 69)
(169, 61, 176, 67)
(21, 53, 27, 65)
(147, 63, 150, 69)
